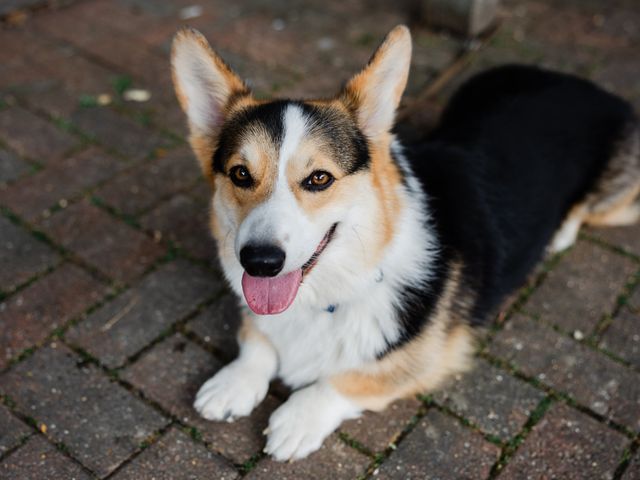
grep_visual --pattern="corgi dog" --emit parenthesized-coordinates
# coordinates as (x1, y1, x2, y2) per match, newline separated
(171, 25, 640, 460)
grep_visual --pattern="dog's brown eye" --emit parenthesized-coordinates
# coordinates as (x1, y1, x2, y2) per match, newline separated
(303, 171, 334, 191)
(229, 165, 253, 188)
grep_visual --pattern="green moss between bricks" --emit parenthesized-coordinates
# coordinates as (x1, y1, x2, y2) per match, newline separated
(488, 396, 554, 478)
(112, 75, 133, 96)
(239, 452, 264, 474)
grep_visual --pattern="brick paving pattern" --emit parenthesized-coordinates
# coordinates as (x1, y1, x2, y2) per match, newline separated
(1, 0, 639, 478)
(498, 404, 628, 480)
(0, 404, 30, 455)
(374, 410, 500, 479)
(110, 427, 239, 480)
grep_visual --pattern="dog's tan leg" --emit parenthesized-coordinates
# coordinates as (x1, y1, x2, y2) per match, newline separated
(331, 323, 475, 411)
(194, 312, 278, 421)
(550, 204, 588, 253)
(551, 123, 640, 251)
(583, 122, 640, 228)
(585, 184, 640, 227)
(592, 201, 640, 226)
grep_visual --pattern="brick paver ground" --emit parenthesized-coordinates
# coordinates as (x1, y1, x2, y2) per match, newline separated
(1, 0, 639, 478)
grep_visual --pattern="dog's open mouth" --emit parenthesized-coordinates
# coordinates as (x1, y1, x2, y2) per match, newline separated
(241, 223, 338, 315)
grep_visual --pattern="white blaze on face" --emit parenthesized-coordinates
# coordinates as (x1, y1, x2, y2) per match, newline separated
(278, 105, 309, 182)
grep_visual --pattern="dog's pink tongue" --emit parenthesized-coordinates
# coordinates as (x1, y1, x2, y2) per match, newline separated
(241, 269, 302, 315)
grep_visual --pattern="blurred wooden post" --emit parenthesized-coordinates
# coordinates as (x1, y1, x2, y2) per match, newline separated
(423, 0, 499, 37)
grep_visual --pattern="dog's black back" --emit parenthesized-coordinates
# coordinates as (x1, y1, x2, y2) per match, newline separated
(409, 65, 636, 324)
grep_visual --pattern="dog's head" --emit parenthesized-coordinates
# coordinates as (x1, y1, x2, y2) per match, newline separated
(172, 26, 412, 315)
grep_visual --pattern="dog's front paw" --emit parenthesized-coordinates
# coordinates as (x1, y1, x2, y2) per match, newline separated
(194, 361, 269, 422)
(264, 383, 360, 461)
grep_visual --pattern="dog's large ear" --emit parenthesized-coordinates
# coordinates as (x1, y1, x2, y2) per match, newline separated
(171, 28, 249, 137)
(341, 25, 412, 140)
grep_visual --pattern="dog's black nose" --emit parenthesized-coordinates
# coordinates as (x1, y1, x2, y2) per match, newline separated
(240, 244, 286, 277)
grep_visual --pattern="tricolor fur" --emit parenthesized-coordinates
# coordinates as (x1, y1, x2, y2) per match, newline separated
(171, 26, 640, 460)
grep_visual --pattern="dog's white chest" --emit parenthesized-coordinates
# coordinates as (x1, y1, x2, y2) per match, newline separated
(255, 294, 398, 388)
